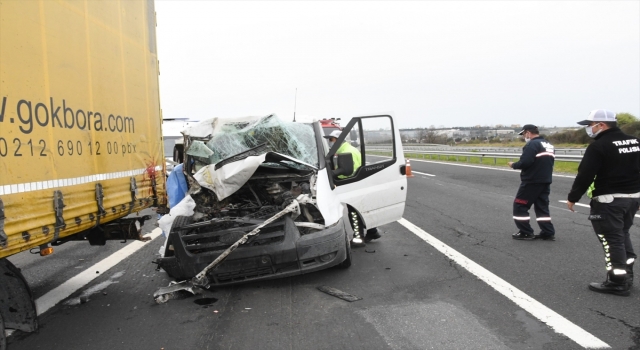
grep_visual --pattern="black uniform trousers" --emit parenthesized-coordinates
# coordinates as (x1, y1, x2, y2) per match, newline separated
(513, 182, 555, 236)
(589, 198, 639, 270)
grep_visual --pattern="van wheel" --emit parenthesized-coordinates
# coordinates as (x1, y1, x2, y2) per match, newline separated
(337, 232, 352, 269)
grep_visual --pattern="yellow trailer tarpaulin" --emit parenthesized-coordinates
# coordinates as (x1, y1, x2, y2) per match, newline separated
(0, 0, 166, 258)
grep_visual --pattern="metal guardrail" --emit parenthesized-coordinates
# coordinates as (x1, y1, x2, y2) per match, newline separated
(368, 148, 583, 164)
(370, 144, 587, 155)
(400, 146, 586, 156)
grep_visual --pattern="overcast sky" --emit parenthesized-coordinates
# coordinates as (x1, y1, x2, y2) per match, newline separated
(154, 1, 639, 129)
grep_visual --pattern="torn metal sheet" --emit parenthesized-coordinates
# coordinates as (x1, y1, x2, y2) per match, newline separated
(193, 153, 266, 201)
(317, 286, 362, 302)
(153, 281, 203, 304)
(193, 152, 316, 201)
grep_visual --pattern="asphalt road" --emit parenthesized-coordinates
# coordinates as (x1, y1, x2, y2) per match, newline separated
(6, 158, 640, 350)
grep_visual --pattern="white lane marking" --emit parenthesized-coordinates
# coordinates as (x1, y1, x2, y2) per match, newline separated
(398, 218, 610, 349)
(35, 228, 162, 316)
(412, 171, 435, 177)
(559, 200, 640, 218)
(409, 158, 577, 179)
(559, 200, 590, 208)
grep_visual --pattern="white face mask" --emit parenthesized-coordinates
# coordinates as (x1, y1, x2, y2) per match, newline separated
(524, 137, 531, 143)
(586, 124, 602, 138)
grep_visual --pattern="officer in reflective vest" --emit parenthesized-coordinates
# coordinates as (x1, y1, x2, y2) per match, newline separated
(567, 109, 639, 296)
(324, 130, 380, 247)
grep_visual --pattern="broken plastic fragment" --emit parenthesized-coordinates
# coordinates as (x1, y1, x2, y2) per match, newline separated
(317, 286, 362, 302)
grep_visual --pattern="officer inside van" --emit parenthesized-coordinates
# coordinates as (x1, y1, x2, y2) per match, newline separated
(325, 130, 361, 179)
(324, 130, 381, 246)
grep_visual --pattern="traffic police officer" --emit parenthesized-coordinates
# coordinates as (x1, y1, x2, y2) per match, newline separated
(508, 124, 556, 240)
(324, 130, 381, 247)
(567, 109, 639, 296)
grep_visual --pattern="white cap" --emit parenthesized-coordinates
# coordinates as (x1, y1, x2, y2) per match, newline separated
(577, 109, 617, 125)
(323, 130, 342, 139)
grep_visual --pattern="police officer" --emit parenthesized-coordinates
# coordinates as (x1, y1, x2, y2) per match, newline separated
(508, 124, 556, 240)
(324, 130, 381, 247)
(567, 109, 639, 296)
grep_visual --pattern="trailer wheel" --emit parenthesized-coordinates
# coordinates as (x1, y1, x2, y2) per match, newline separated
(0, 312, 6, 350)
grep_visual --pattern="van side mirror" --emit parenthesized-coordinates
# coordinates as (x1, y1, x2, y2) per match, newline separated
(333, 153, 354, 177)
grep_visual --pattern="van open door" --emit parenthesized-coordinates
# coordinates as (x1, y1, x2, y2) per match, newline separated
(325, 115, 407, 230)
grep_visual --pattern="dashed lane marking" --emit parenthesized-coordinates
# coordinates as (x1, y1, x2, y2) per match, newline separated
(35, 228, 162, 316)
(412, 171, 435, 177)
(398, 218, 610, 349)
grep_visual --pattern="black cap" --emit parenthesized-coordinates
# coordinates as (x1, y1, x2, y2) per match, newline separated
(518, 124, 538, 135)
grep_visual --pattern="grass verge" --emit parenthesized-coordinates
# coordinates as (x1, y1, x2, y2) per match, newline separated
(367, 151, 579, 174)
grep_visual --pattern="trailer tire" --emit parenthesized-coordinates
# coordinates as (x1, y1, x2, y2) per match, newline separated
(0, 312, 6, 350)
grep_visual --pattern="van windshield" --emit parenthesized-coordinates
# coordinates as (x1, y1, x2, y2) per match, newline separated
(185, 114, 319, 169)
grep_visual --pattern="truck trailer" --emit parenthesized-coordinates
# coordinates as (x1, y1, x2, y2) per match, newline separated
(0, 0, 166, 346)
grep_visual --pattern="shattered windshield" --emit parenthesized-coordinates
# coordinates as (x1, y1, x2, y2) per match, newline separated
(187, 114, 318, 169)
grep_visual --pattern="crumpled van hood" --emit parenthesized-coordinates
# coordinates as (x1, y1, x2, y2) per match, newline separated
(193, 151, 317, 200)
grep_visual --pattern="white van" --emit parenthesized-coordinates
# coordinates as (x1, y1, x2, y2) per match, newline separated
(155, 114, 407, 285)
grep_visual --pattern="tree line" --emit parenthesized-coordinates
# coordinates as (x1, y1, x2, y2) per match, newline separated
(545, 113, 639, 145)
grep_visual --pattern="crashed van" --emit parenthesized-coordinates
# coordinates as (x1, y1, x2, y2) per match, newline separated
(154, 114, 407, 286)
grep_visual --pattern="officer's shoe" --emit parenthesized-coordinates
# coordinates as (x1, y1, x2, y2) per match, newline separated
(588, 271, 630, 296)
(533, 234, 555, 241)
(350, 234, 366, 248)
(364, 228, 381, 243)
(512, 232, 535, 240)
(626, 262, 634, 288)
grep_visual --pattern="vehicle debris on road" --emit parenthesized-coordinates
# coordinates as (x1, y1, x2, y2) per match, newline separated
(317, 286, 362, 302)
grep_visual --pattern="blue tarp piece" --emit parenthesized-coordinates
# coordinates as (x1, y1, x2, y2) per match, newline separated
(166, 163, 188, 208)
